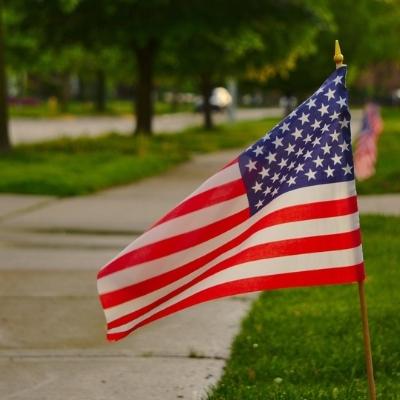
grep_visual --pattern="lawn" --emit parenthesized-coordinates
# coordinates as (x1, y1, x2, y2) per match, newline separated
(0, 118, 278, 196)
(356, 107, 400, 194)
(208, 214, 400, 400)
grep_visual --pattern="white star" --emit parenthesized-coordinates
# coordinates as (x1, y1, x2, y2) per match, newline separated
(259, 167, 270, 179)
(330, 131, 340, 142)
(245, 159, 257, 171)
(339, 118, 350, 128)
(272, 188, 279, 196)
(311, 119, 321, 130)
(318, 103, 329, 116)
(306, 98, 317, 109)
(279, 122, 290, 133)
(253, 145, 264, 156)
(312, 137, 321, 147)
(305, 169, 317, 181)
(252, 181, 263, 193)
(255, 199, 264, 209)
(272, 136, 284, 148)
(324, 165, 335, 177)
(304, 150, 313, 160)
(321, 124, 330, 133)
(291, 128, 303, 140)
(324, 88, 336, 100)
(265, 152, 277, 163)
(287, 176, 297, 186)
(339, 141, 350, 152)
(295, 163, 304, 173)
(271, 172, 280, 183)
(263, 186, 272, 196)
(299, 113, 310, 125)
(295, 147, 304, 157)
(288, 110, 297, 119)
(313, 156, 324, 168)
(304, 134, 312, 143)
(333, 75, 343, 85)
(329, 111, 340, 121)
(342, 163, 353, 175)
(278, 158, 288, 169)
(336, 97, 347, 108)
(321, 143, 332, 154)
(331, 153, 342, 165)
(280, 174, 287, 183)
(288, 161, 296, 170)
(285, 143, 296, 155)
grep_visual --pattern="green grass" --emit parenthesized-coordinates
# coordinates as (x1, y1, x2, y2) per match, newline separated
(356, 108, 400, 194)
(208, 214, 400, 400)
(0, 118, 278, 196)
(9, 100, 193, 118)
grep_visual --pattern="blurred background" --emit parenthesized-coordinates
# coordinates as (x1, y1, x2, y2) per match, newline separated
(0, 0, 400, 146)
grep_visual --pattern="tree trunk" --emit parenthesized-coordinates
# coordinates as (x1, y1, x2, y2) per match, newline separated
(58, 73, 70, 113)
(200, 75, 213, 130)
(0, 0, 10, 152)
(95, 69, 106, 112)
(134, 40, 157, 135)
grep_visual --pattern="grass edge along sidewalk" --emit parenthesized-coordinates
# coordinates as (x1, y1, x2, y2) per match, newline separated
(207, 214, 400, 400)
(1, 108, 400, 197)
(0, 118, 279, 197)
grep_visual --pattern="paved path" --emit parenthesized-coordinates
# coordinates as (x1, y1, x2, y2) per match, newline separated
(10, 108, 282, 145)
(1, 147, 397, 400)
(0, 150, 256, 400)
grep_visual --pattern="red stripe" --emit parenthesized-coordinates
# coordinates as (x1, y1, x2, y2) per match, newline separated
(106, 228, 361, 329)
(106, 263, 365, 341)
(100, 196, 358, 307)
(154, 178, 245, 226)
(223, 158, 238, 168)
(98, 208, 250, 279)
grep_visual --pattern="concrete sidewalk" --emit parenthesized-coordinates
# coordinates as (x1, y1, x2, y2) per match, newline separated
(0, 150, 254, 400)
(1, 149, 399, 400)
(10, 108, 282, 145)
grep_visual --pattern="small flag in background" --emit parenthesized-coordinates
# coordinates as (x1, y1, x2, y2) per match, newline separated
(354, 102, 384, 181)
(97, 66, 365, 341)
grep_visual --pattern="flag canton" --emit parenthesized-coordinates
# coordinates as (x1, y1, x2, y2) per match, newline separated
(239, 66, 354, 216)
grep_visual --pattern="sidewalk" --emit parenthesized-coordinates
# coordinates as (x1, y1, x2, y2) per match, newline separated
(1, 149, 398, 400)
(10, 108, 282, 145)
(0, 150, 254, 400)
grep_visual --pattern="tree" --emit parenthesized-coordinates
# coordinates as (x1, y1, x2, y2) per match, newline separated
(268, 0, 400, 99)
(162, 0, 331, 129)
(0, 0, 10, 151)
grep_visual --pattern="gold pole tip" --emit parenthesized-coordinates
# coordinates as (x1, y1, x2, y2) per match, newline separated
(334, 40, 344, 67)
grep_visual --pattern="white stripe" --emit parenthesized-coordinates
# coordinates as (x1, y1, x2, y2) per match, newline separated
(104, 212, 360, 321)
(98, 181, 356, 294)
(107, 245, 363, 334)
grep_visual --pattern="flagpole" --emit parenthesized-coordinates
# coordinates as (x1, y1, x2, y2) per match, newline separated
(333, 40, 377, 400)
(358, 280, 376, 400)
(333, 39, 344, 68)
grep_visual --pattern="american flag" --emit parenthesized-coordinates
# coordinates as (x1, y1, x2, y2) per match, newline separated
(354, 102, 383, 181)
(97, 66, 365, 341)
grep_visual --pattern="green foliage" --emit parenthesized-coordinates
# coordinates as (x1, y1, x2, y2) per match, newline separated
(0, 118, 278, 196)
(269, 0, 400, 97)
(208, 214, 400, 399)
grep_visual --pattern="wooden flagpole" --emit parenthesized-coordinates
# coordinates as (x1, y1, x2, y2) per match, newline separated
(334, 40, 376, 400)
(358, 280, 376, 400)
